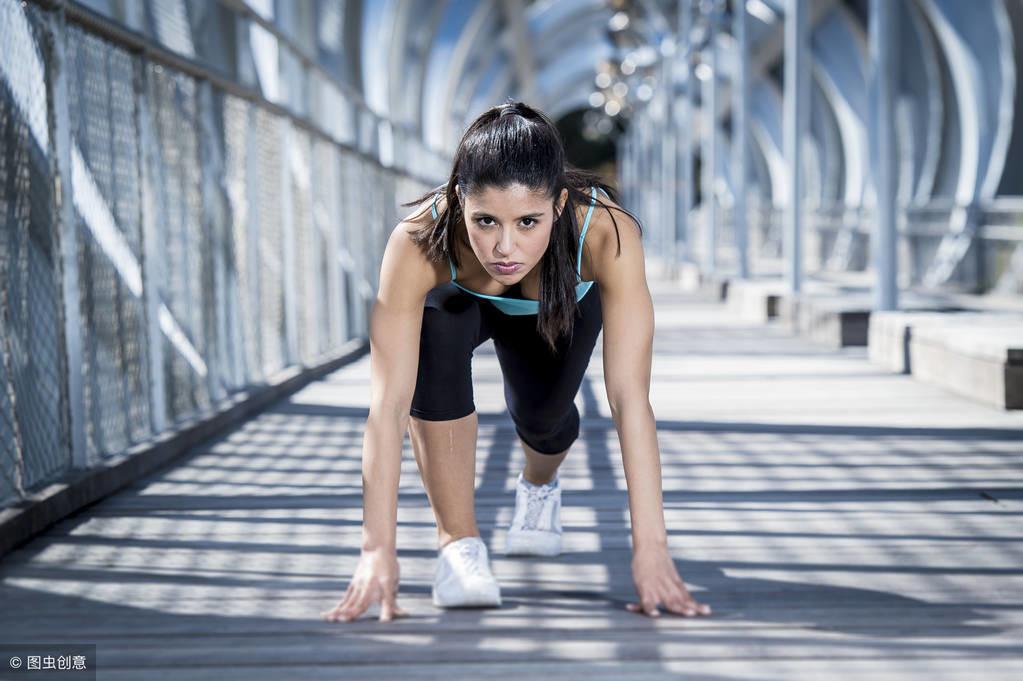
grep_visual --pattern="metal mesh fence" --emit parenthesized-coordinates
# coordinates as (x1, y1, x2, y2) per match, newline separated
(222, 94, 261, 386)
(252, 105, 287, 378)
(66, 24, 153, 461)
(145, 62, 212, 423)
(0, 0, 440, 509)
(0, 0, 68, 497)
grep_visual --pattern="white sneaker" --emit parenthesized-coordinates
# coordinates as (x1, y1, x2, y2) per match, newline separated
(504, 470, 563, 556)
(432, 536, 502, 608)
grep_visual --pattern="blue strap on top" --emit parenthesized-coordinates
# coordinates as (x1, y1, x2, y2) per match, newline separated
(429, 196, 459, 281)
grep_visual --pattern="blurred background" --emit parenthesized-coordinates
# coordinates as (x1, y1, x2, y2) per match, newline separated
(1, 0, 1022, 512)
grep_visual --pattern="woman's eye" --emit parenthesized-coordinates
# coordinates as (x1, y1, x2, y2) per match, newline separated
(475, 217, 537, 228)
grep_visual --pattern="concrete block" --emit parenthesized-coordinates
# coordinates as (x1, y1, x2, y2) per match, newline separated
(779, 288, 955, 349)
(869, 310, 1023, 373)
(725, 278, 787, 323)
(676, 262, 729, 300)
(910, 323, 1023, 409)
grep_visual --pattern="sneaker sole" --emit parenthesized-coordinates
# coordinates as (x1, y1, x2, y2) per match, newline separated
(504, 529, 562, 556)
(432, 584, 502, 608)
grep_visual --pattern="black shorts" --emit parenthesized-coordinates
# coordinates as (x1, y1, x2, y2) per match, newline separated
(409, 281, 603, 454)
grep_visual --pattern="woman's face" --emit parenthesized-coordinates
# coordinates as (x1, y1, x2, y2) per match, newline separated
(457, 182, 568, 283)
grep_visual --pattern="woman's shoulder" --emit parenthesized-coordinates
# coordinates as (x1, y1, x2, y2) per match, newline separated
(577, 187, 641, 278)
(403, 190, 445, 227)
(387, 194, 450, 293)
(573, 184, 620, 238)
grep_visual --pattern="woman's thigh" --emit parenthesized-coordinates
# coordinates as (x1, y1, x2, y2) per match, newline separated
(488, 284, 603, 453)
(409, 283, 493, 421)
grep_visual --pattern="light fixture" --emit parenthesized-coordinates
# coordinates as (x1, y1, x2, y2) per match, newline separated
(746, 0, 777, 24)
(608, 11, 629, 32)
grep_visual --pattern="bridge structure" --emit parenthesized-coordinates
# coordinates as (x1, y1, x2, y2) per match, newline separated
(1, 0, 1021, 678)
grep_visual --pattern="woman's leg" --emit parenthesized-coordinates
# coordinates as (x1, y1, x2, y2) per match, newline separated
(408, 283, 493, 552)
(522, 439, 569, 485)
(490, 284, 604, 479)
(408, 412, 482, 550)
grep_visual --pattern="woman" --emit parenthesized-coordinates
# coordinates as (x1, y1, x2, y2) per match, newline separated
(321, 101, 711, 623)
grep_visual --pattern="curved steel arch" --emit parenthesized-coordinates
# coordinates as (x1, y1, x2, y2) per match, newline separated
(535, 42, 619, 108)
(468, 56, 516, 123)
(394, 1, 447, 131)
(358, 0, 691, 153)
(749, 79, 787, 205)
(422, 0, 499, 150)
(918, 0, 1015, 203)
(895, 0, 944, 204)
(359, 0, 399, 116)
(810, 6, 869, 208)
(458, 0, 622, 130)
(808, 66, 844, 208)
(527, 0, 610, 35)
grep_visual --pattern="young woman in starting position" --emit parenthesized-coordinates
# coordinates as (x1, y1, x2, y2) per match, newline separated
(321, 101, 712, 623)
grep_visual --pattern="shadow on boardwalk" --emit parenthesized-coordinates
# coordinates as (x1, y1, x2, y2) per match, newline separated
(1, 281, 1022, 680)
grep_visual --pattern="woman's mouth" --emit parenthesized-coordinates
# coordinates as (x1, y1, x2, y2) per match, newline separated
(492, 262, 522, 274)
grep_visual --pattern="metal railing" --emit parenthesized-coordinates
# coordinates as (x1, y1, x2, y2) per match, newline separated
(0, 0, 445, 508)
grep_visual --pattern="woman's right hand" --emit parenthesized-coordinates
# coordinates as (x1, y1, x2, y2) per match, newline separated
(320, 547, 408, 623)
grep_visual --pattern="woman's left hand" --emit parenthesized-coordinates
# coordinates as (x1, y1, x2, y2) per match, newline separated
(625, 546, 712, 618)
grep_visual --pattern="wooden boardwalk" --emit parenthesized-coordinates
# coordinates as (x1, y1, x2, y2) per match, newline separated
(2, 279, 1022, 680)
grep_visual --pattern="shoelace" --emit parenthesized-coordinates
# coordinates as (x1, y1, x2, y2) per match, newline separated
(454, 541, 488, 577)
(520, 480, 558, 531)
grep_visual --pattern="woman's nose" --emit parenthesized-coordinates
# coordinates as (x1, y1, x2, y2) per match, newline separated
(496, 232, 515, 256)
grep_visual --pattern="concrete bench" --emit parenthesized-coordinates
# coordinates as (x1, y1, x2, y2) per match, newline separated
(726, 278, 788, 322)
(677, 261, 730, 301)
(909, 323, 1023, 409)
(869, 310, 1023, 374)
(778, 289, 953, 349)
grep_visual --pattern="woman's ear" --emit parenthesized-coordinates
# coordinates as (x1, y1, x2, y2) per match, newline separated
(555, 187, 568, 219)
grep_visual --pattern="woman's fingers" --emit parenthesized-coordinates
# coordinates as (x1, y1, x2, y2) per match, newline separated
(322, 583, 357, 621)
(379, 590, 403, 623)
(380, 589, 411, 622)
(324, 581, 411, 624)
(625, 600, 660, 617)
(347, 585, 377, 621)
(331, 584, 368, 622)
(666, 594, 691, 616)
(379, 577, 412, 622)
(626, 591, 712, 618)
(663, 577, 713, 617)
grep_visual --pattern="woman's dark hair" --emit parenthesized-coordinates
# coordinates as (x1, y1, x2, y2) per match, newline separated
(401, 99, 644, 353)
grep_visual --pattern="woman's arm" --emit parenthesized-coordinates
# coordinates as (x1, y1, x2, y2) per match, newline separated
(322, 217, 440, 624)
(593, 210, 666, 553)
(361, 222, 439, 551)
(593, 202, 712, 619)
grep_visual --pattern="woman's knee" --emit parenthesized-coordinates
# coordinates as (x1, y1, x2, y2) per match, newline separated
(513, 403, 580, 455)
